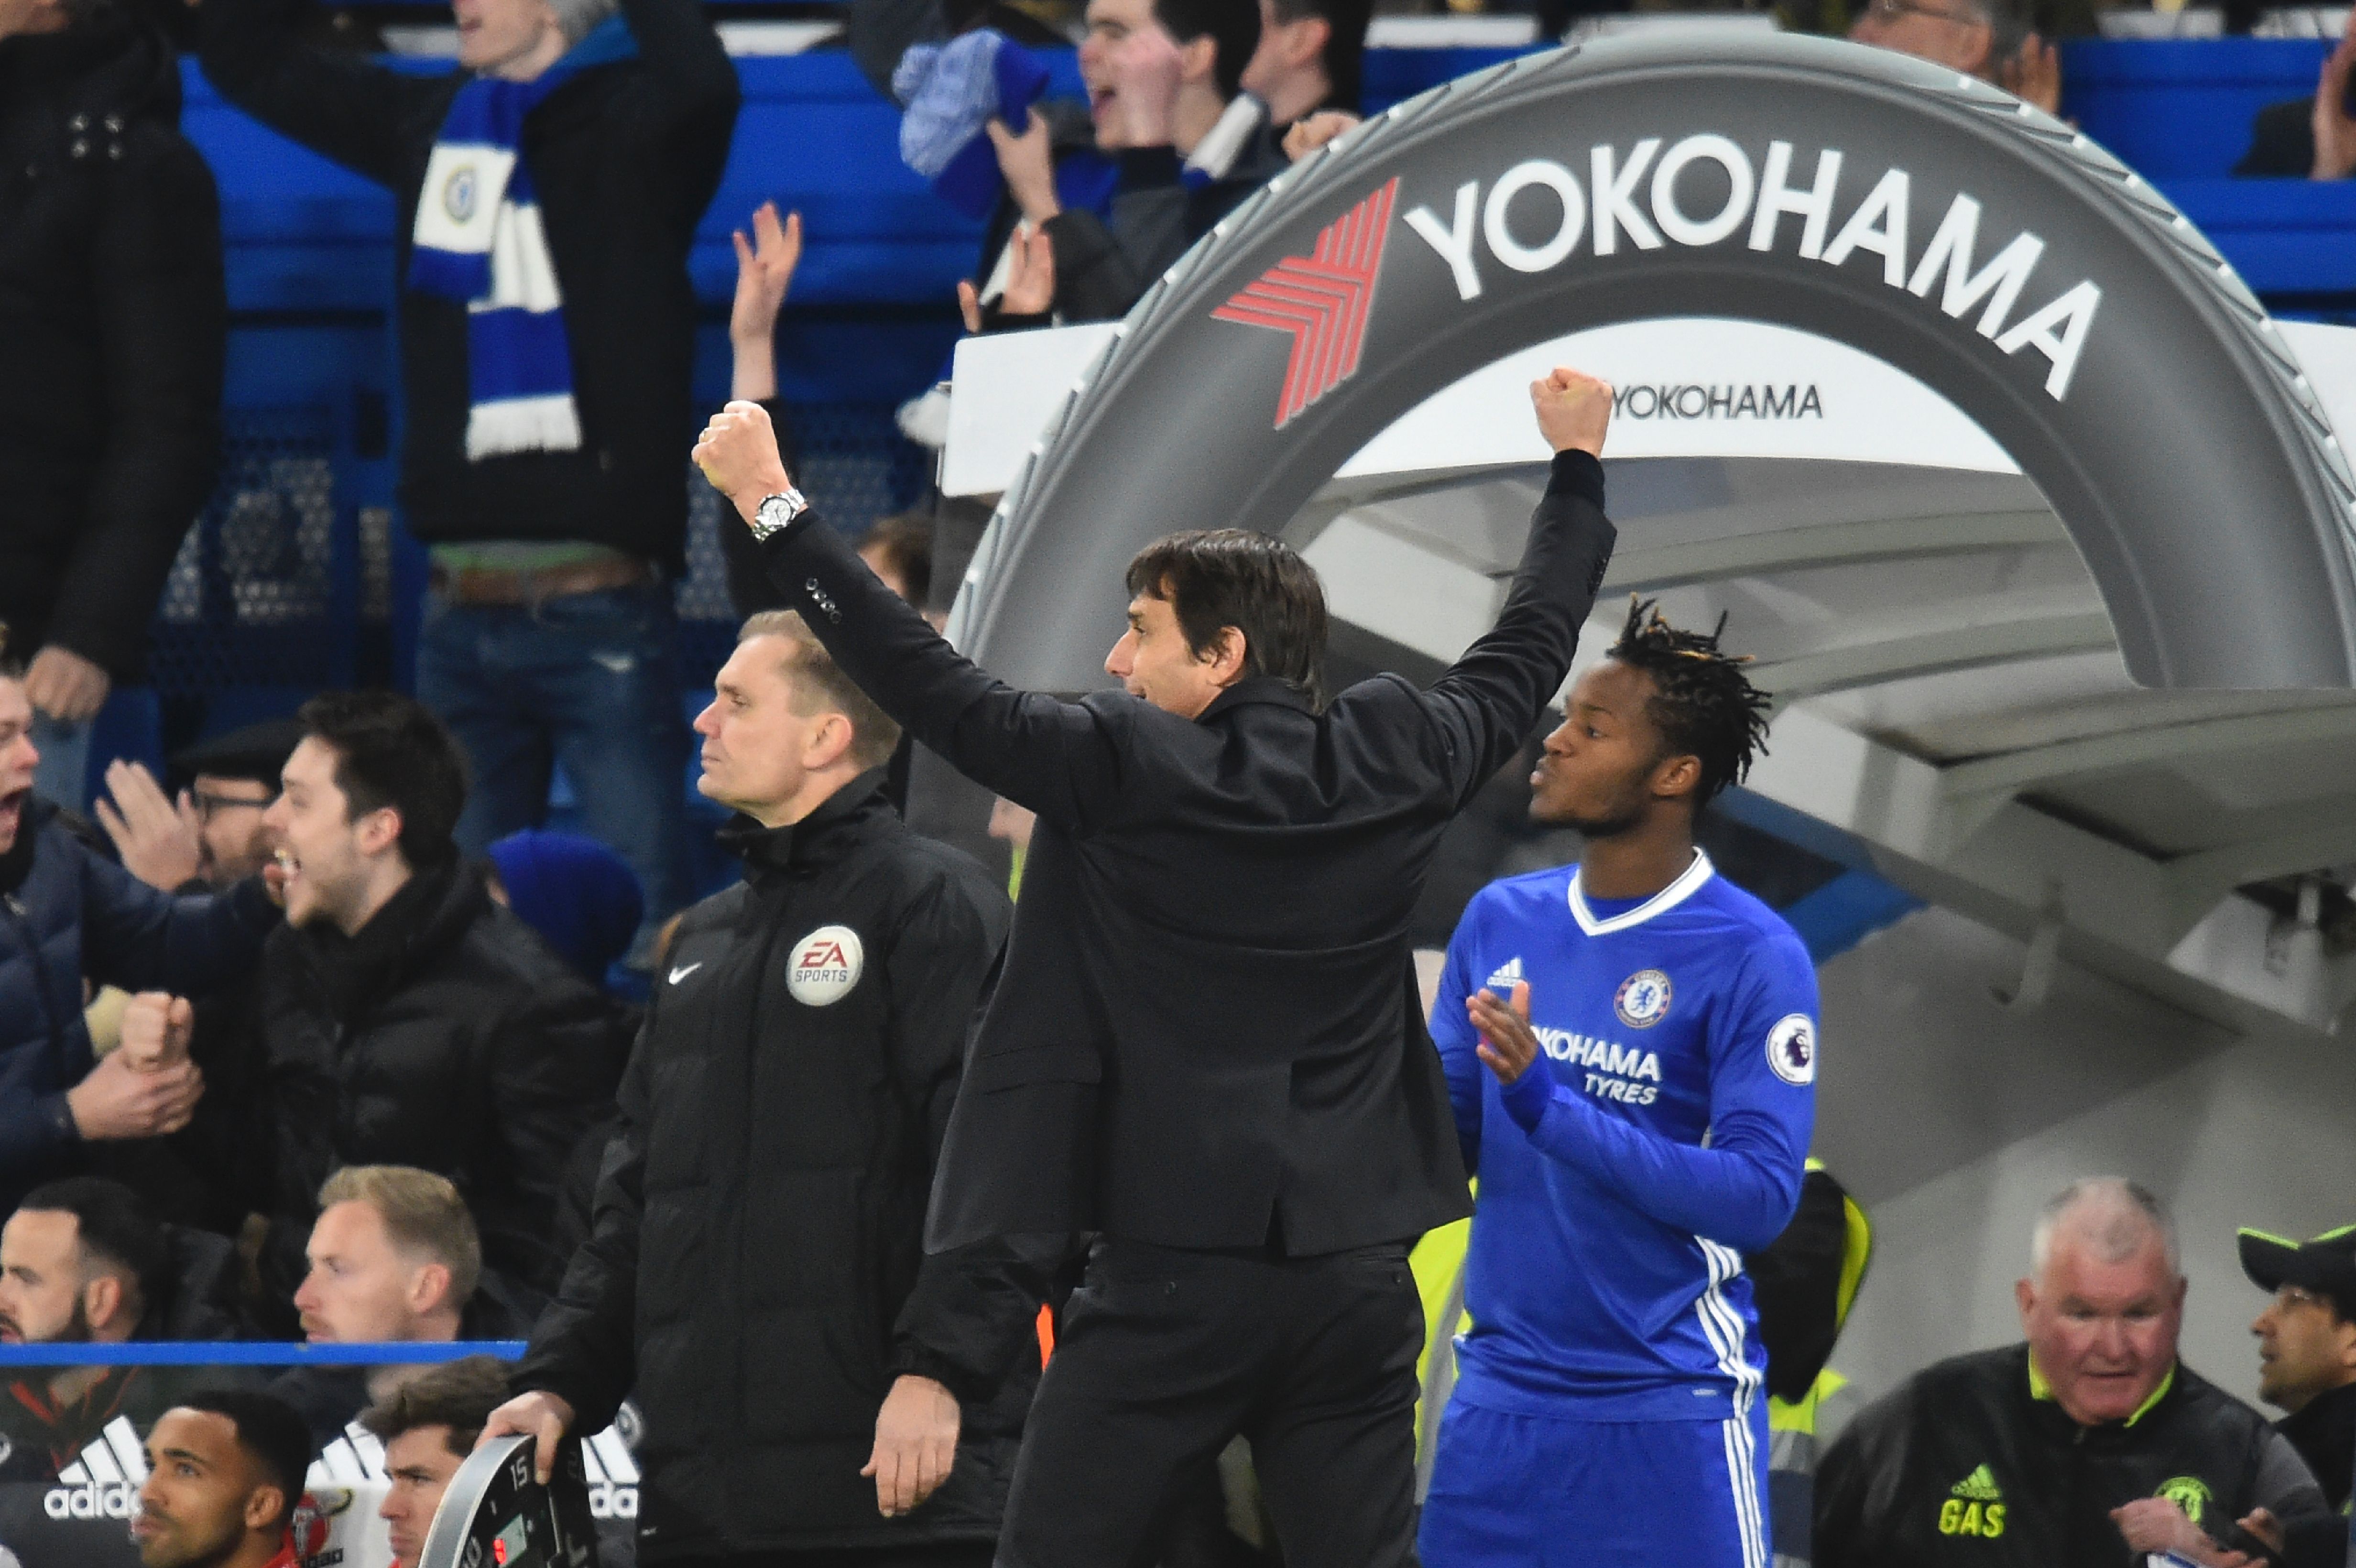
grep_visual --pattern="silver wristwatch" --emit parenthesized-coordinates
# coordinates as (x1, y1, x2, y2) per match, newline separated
(749, 488, 810, 542)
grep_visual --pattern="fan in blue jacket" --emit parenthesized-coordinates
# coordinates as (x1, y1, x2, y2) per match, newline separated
(0, 671, 277, 1217)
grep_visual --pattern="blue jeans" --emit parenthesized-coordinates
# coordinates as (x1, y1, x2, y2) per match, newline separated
(30, 709, 91, 812)
(415, 581, 688, 964)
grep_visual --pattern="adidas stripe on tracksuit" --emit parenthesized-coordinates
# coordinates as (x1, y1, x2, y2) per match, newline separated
(1420, 851, 1819, 1568)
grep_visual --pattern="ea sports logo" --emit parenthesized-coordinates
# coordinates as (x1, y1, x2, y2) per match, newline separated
(787, 925, 864, 1006)
(1767, 1013, 1817, 1086)
(1614, 969, 1673, 1029)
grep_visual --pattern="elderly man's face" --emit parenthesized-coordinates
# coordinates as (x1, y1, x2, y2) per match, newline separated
(1849, 0, 1994, 75)
(2017, 1229, 2185, 1426)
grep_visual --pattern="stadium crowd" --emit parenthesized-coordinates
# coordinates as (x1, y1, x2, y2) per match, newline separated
(4, 0, 2356, 1559)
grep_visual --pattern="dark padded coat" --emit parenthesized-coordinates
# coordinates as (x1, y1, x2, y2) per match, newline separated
(0, 10, 223, 681)
(239, 860, 630, 1316)
(0, 797, 275, 1217)
(753, 451, 1615, 1257)
(198, 0, 736, 568)
(514, 777, 1039, 1561)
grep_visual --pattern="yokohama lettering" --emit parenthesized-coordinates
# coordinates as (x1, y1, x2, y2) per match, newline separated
(1402, 137, 2102, 400)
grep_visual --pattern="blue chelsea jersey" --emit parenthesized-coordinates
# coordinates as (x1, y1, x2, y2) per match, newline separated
(1431, 849, 1819, 1424)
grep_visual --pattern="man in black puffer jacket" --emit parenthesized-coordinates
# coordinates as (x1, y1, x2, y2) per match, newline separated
(0, 0, 223, 806)
(492, 611, 1041, 1567)
(0, 667, 274, 1220)
(212, 690, 628, 1328)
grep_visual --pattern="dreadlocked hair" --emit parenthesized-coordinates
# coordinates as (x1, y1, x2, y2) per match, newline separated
(1608, 597, 1773, 807)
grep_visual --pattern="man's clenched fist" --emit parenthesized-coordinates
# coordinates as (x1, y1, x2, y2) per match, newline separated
(1530, 367, 1614, 458)
(119, 992, 194, 1072)
(691, 401, 795, 526)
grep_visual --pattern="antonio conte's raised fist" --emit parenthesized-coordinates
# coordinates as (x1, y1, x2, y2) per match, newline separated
(1530, 367, 1614, 459)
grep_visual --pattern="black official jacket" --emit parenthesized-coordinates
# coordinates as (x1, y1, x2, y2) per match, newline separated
(1815, 1344, 2339, 1568)
(757, 450, 1615, 1256)
(199, 0, 736, 568)
(513, 777, 1033, 1560)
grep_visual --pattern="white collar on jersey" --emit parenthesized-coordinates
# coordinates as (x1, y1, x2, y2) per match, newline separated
(1567, 848, 1715, 937)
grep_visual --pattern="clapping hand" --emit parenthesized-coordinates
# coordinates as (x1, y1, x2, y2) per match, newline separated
(95, 760, 202, 891)
(1468, 981, 1542, 1086)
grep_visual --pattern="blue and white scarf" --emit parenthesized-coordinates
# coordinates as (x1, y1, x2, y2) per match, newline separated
(892, 29, 1051, 220)
(409, 17, 638, 460)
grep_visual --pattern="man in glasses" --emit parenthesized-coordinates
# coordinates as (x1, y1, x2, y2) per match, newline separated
(97, 721, 305, 895)
(1846, 0, 2061, 118)
(2241, 1225, 2356, 1514)
(87, 719, 303, 1234)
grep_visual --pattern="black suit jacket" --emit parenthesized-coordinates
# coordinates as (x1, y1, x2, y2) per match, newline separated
(758, 451, 1616, 1254)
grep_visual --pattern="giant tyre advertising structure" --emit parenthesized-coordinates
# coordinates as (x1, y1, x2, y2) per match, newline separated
(953, 32, 2356, 691)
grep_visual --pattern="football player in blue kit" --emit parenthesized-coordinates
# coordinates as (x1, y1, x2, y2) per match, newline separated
(1420, 600, 1818, 1568)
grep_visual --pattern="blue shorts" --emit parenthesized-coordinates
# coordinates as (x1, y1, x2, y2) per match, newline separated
(1418, 1399, 1773, 1568)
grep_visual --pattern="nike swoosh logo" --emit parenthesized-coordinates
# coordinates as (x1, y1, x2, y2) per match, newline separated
(667, 963, 702, 985)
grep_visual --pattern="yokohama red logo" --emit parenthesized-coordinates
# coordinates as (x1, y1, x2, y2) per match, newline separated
(1211, 177, 1399, 428)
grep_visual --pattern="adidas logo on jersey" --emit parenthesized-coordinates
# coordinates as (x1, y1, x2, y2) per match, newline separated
(1951, 1465, 2003, 1501)
(1483, 957, 1524, 993)
(43, 1416, 146, 1519)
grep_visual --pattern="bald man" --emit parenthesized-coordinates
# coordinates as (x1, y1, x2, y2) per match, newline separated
(1814, 1178, 2339, 1568)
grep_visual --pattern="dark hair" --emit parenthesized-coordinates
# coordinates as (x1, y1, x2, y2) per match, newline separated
(1269, 0, 1370, 112)
(167, 1390, 315, 1529)
(1607, 597, 1772, 809)
(16, 1177, 166, 1325)
(360, 1355, 512, 1456)
(1154, 0, 1261, 100)
(856, 513, 934, 610)
(1125, 530, 1328, 703)
(296, 691, 468, 869)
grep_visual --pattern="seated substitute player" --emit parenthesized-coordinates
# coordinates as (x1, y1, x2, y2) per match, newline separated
(1422, 599, 1815, 1568)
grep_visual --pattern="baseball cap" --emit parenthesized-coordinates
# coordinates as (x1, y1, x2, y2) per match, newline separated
(171, 719, 305, 789)
(2238, 1225, 2356, 1321)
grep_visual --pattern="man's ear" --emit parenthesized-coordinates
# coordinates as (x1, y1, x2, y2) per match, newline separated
(244, 1484, 288, 1534)
(1201, 626, 1250, 686)
(1178, 31, 1220, 88)
(410, 1260, 454, 1318)
(82, 1274, 123, 1334)
(1288, 14, 1331, 67)
(804, 711, 858, 774)
(2013, 1276, 2036, 1334)
(2334, 1314, 2356, 1373)
(355, 805, 405, 861)
(1649, 752, 1702, 805)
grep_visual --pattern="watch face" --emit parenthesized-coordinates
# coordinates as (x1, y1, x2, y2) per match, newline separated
(414, 1435, 598, 1568)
